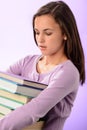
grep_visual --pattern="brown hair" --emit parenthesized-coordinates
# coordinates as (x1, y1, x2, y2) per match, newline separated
(32, 1, 85, 85)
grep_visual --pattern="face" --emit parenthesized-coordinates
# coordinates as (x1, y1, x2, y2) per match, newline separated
(34, 15, 66, 56)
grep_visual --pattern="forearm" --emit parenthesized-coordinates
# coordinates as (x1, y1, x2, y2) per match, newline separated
(0, 103, 37, 130)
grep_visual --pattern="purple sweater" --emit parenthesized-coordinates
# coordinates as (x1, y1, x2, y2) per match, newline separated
(0, 55, 80, 130)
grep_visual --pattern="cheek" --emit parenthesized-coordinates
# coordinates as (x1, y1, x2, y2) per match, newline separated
(48, 37, 62, 46)
(49, 37, 64, 51)
(55, 35, 64, 46)
(50, 34, 63, 41)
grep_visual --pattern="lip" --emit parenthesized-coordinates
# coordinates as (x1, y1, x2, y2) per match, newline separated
(39, 46, 46, 50)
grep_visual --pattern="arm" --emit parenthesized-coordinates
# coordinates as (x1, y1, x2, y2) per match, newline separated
(6, 55, 35, 75)
(0, 64, 79, 130)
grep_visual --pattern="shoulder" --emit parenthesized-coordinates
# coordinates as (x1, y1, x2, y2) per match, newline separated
(50, 60, 80, 90)
(6, 55, 41, 74)
(53, 60, 79, 78)
(63, 60, 80, 86)
(62, 60, 79, 76)
(18, 55, 41, 65)
(22, 55, 41, 62)
(63, 60, 79, 80)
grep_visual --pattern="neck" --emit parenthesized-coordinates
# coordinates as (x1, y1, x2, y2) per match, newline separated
(41, 54, 68, 66)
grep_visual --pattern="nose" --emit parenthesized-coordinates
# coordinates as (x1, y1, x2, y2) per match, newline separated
(37, 34, 45, 43)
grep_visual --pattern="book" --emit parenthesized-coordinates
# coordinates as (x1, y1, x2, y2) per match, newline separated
(0, 113, 4, 119)
(0, 72, 46, 130)
(0, 71, 47, 89)
(0, 89, 31, 104)
(0, 78, 44, 97)
(0, 96, 24, 109)
(0, 105, 12, 115)
(22, 121, 44, 130)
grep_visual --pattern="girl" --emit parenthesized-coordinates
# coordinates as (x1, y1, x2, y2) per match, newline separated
(0, 1, 85, 130)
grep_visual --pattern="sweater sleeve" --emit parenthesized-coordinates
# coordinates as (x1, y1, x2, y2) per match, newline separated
(0, 63, 79, 130)
(6, 55, 35, 75)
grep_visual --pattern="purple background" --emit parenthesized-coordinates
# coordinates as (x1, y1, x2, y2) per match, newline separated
(0, 1, 87, 130)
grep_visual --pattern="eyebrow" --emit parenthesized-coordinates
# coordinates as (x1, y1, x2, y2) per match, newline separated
(43, 29, 54, 31)
(34, 28, 54, 31)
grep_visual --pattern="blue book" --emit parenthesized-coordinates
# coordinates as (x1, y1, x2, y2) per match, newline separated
(0, 71, 47, 97)
(0, 71, 47, 89)
(0, 78, 45, 97)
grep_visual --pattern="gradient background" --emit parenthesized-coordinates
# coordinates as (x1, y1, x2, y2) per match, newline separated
(0, 0, 87, 130)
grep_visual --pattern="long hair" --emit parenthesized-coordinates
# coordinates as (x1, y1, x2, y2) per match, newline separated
(32, 1, 85, 85)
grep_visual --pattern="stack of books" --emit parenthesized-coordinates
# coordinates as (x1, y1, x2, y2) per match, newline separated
(0, 71, 47, 130)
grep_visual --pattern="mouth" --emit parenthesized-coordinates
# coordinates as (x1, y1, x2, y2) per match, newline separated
(39, 45, 47, 50)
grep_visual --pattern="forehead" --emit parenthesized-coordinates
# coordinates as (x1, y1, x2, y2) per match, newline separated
(34, 15, 60, 30)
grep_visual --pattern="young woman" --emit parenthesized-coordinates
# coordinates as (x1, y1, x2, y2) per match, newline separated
(0, 1, 85, 130)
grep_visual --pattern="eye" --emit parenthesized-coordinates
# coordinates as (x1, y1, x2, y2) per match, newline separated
(45, 32, 53, 36)
(34, 31, 40, 35)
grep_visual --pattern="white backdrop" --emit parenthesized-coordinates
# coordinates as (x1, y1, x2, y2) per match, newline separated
(0, 0, 87, 130)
